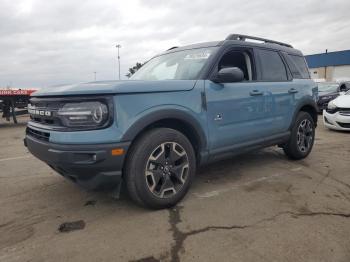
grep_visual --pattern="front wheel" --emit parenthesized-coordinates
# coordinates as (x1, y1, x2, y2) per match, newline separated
(125, 128, 196, 209)
(283, 111, 315, 160)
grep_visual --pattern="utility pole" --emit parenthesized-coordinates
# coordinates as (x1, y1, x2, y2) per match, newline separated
(116, 44, 121, 80)
(94, 71, 97, 81)
(325, 49, 328, 81)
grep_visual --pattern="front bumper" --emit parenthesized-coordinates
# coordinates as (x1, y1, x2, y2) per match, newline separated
(323, 110, 350, 131)
(24, 134, 130, 190)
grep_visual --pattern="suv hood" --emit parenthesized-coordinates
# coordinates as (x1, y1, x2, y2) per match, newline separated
(333, 94, 350, 108)
(32, 80, 197, 97)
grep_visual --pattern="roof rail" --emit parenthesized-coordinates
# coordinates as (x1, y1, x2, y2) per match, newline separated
(225, 34, 293, 48)
(167, 46, 179, 51)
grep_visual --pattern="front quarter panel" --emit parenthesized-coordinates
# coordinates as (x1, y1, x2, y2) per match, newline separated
(115, 80, 209, 147)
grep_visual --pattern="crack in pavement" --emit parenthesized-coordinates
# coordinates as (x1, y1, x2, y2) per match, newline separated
(315, 168, 331, 188)
(336, 188, 350, 202)
(331, 176, 350, 191)
(167, 207, 350, 262)
(161, 154, 350, 262)
(298, 160, 350, 190)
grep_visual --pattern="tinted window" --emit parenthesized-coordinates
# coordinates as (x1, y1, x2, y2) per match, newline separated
(288, 55, 310, 79)
(218, 51, 254, 81)
(257, 49, 287, 81)
(284, 54, 302, 78)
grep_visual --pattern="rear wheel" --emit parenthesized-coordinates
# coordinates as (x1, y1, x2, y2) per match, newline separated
(283, 111, 315, 160)
(125, 128, 196, 209)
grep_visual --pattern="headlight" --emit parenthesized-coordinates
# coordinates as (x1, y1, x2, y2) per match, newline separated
(327, 101, 337, 110)
(58, 101, 109, 128)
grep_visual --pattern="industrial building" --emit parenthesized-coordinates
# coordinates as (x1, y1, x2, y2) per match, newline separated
(305, 50, 350, 81)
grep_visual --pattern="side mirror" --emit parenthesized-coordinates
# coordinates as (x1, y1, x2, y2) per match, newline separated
(212, 67, 244, 83)
(339, 84, 350, 92)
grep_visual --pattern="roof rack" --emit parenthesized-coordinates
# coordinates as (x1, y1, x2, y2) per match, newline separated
(225, 34, 293, 48)
(167, 46, 179, 51)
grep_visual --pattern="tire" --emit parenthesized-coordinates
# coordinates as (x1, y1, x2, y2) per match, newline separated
(124, 128, 196, 209)
(283, 111, 315, 160)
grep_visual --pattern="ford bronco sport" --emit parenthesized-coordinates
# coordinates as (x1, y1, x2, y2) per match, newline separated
(25, 34, 318, 209)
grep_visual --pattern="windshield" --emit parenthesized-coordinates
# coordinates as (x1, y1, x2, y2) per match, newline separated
(131, 47, 217, 80)
(318, 82, 339, 93)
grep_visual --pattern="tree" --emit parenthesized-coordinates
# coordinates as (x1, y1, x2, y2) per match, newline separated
(126, 62, 144, 78)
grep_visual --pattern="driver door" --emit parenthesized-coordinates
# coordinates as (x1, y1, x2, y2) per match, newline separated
(205, 48, 275, 153)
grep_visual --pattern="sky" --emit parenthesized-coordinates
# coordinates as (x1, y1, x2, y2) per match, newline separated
(0, 0, 350, 88)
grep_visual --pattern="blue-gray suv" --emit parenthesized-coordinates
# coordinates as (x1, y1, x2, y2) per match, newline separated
(25, 34, 318, 209)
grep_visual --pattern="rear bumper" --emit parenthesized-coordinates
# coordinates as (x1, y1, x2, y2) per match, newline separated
(24, 135, 130, 190)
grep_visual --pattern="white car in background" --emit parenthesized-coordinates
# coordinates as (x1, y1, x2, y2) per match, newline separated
(323, 90, 350, 131)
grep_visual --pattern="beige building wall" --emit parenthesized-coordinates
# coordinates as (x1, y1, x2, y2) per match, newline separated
(310, 65, 350, 81)
(309, 66, 334, 81)
(333, 65, 350, 80)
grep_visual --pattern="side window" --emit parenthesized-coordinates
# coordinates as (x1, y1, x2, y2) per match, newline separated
(285, 54, 310, 79)
(257, 49, 288, 81)
(218, 50, 254, 81)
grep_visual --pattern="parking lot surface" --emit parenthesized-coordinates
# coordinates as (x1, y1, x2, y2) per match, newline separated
(1, 116, 350, 262)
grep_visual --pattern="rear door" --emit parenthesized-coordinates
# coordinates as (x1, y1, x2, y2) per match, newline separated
(255, 48, 295, 133)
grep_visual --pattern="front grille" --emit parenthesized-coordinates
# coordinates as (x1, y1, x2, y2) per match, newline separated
(337, 122, 350, 128)
(326, 107, 350, 114)
(28, 95, 113, 131)
(325, 108, 336, 114)
(339, 108, 350, 116)
(26, 127, 50, 141)
(30, 115, 60, 125)
(28, 99, 62, 126)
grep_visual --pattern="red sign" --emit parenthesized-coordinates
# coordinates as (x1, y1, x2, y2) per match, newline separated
(0, 89, 37, 96)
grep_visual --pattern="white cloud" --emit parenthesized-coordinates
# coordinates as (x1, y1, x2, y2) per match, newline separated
(0, 0, 349, 87)
(16, 0, 33, 16)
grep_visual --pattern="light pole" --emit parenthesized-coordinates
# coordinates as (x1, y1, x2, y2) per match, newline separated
(94, 71, 97, 81)
(116, 44, 121, 80)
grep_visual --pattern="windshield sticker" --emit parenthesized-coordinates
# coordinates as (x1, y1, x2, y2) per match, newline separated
(184, 50, 211, 60)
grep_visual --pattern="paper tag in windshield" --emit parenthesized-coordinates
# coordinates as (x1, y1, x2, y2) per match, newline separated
(184, 50, 211, 60)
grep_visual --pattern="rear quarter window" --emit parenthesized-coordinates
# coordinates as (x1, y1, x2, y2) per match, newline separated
(284, 54, 310, 79)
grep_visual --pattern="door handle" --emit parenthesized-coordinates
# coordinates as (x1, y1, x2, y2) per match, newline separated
(250, 90, 263, 96)
(288, 88, 298, 94)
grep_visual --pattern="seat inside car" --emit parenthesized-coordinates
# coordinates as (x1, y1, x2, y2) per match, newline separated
(218, 51, 252, 81)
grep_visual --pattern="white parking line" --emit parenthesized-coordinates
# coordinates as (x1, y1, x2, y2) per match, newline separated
(0, 155, 31, 162)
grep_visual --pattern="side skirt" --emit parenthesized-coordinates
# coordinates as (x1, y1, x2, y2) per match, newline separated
(205, 131, 290, 164)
